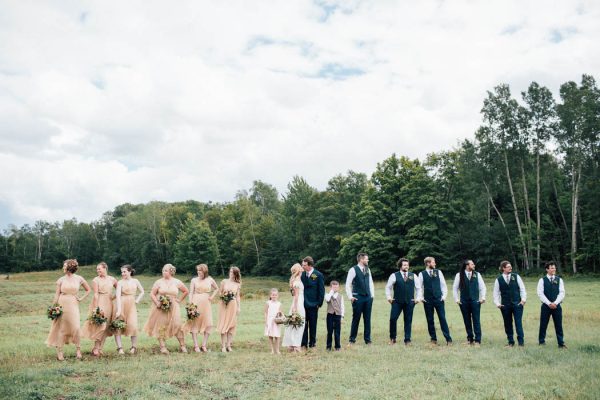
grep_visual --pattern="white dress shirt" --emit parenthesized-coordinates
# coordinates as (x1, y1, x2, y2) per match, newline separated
(384, 271, 422, 301)
(324, 290, 345, 317)
(305, 268, 314, 278)
(452, 271, 487, 302)
(345, 265, 375, 299)
(417, 268, 448, 302)
(537, 275, 565, 305)
(493, 273, 527, 307)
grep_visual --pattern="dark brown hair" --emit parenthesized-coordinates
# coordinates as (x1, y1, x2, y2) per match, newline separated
(330, 280, 339, 286)
(121, 264, 136, 276)
(302, 256, 314, 266)
(545, 261, 556, 270)
(63, 259, 79, 274)
(356, 252, 368, 262)
(396, 258, 409, 268)
(230, 266, 242, 284)
(499, 260, 511, 272)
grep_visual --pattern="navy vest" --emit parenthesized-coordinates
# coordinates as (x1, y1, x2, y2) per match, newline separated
(543, 276, 561, 302)
(460, 271, 480, 302)
(393, 271, 415, 303)
(497, 273, 521, 305)
(421, 269, 443, 301)
(352, 265, 371, 296)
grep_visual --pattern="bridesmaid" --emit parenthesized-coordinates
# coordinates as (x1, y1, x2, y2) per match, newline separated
(113, 264, 144, 354)
(144, 263, 189, 354)
(184, 263, 218, 352)
(216, 266, 242, 353)
(46, 259, 91, 361)
(81, 262, 117, 356)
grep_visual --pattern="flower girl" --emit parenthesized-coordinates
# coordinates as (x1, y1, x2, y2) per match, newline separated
(264, 288, 282, 354)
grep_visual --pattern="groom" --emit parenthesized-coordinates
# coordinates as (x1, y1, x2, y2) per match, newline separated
(301, 256, 325, 349)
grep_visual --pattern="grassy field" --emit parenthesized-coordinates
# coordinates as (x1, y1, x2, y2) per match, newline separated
(1, 266, 599, 399)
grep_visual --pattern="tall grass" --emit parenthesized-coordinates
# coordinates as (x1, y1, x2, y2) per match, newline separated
(0, 266, 598, 399)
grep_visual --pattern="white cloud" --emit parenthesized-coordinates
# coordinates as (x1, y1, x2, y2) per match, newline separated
(1, 0, 599, 226)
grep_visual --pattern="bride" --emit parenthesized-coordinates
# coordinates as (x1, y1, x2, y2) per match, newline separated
(282, 263, 305, 352)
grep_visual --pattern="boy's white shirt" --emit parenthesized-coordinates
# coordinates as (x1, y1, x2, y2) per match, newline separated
(325, 290, 345, 317)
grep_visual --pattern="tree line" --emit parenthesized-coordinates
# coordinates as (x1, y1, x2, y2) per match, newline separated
(1, 75, 599, 278)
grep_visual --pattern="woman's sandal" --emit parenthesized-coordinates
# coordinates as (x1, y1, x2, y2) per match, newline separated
(180, 346, 188, 353)
(160, 347, 169, 354)
(200, 346, 209, 353)
(226, 346, 233, 352)
(76, 349, 82, 360)
(221, 347, 227, 353)
(129, 347, 137, 355)
(117, 347, 125, 355)
(193, 346, 201, 353)
(91, 348, 100, 357)
(56, 351, 65, 361)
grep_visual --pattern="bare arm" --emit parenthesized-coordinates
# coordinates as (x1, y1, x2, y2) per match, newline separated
(115, 281, 123, 317)
(91, 278, 99, 308)
(292, 285, 299, 312)
(236, 285, 241, 314)
(135, 279, 145, 304)
(150, 283, 160, 308)
(52, 280, 62, 304)
(177, 281, 189, 303)
(209, 278, 219, 301)
(188, 279, 196, 304)
(78, 277, 91, 302)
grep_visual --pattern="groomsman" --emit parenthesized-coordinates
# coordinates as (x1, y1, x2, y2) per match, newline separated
(301, 256, 325, 349)
(385, 258, 421, 345)
(493, 261, 527, 347)
(345, 252, 375, 345)
(537, 261, 566, 348)
(453, 259, 486, 346)
(418, 257, 452, 345)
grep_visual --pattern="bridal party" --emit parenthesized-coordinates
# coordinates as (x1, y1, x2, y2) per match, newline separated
(45, 253, 567, 360)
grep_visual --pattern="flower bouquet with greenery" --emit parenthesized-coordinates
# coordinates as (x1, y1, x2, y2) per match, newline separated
(47, 304, 63, 320)
(284, 312, 305, 329)
(158, 295, 171, 312)
(220, 290, 236, 305)
(110, 318, 127, 332)
(186, 303, 200, 320)
(88, 306, 107, 325)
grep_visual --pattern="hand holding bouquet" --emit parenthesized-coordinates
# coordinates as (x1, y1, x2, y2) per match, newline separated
(186, 303, 200, 320)
(158, 295, 171, 312)
(47, 304, 63, 320)
(220, 290, 236, 305)
(284, 312, 305, 329)
(110, 318, 127, 332)
(88, 306, 107, 325)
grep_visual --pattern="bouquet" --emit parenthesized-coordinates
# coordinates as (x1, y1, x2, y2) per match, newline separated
(158, 295, 171, 312)
(186, 303, 200, 320)
(88, 307, 107, 325)
(110, 318, 127, 332)
(284, 312, 305, 329)
(220, 290, 236, 305)
(47, 303, 63, 320)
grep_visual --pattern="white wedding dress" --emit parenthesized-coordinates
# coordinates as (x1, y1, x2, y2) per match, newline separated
(282, 279, 305, 347)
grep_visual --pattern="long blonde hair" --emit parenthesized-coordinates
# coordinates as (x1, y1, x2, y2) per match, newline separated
(289, 263, 302, 288)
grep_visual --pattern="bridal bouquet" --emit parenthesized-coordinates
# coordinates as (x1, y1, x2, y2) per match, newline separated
(158, 295, 171, 312)
(284, 312, 305, 329)
(220, 290, 236, 305)
(47, 304, 63, 320)
(185, 303, 200, 320)
(110, 318, 127, 332)
(88, 307, 107, 325)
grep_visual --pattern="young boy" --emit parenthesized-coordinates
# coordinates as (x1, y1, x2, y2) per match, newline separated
(325, 281, 345, 351)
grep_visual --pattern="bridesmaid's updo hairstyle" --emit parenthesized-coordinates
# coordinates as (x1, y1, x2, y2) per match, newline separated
(122, 264, 135, 276)
(163, 263, 176, 276)
(63, 259, 79, 274)
(196, 264, 209, 279)
(97, 261, 108, 270)
(230, 266, 241, 284)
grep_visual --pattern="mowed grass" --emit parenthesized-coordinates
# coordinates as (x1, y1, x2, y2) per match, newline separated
(0, 266, 599, 400)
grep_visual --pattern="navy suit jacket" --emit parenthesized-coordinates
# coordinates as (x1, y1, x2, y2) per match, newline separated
(301, 269, 325, 308)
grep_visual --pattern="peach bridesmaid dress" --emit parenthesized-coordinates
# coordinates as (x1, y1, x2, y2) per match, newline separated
(81, 277, 114, 341)
(46, 276, 84, 347)
(143, 278, 185, 339)
(184, 278, 215, 334)
(216, 280, 241, 335)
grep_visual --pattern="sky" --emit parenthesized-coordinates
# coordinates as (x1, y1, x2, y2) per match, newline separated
(1, 0, 599, 228)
